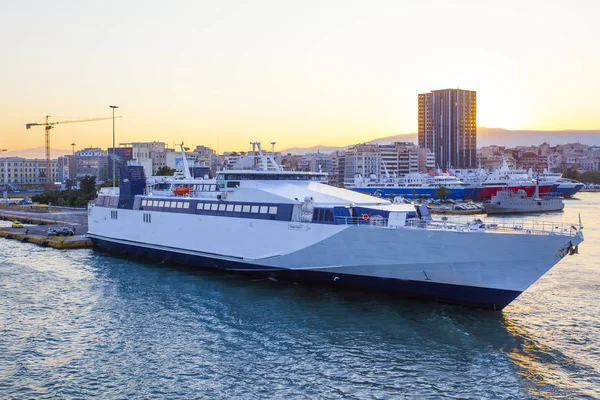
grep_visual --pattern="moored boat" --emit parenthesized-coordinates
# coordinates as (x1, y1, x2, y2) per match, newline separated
(483, 187, 564, 215)
(88, 143, 584, 310)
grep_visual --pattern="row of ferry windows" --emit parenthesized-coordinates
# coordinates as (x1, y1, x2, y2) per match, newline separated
(142, 199, 190, 209)
(153, 183, 217, 192)
(217, 173, 323, 181)
(196, 202, 278, 215)
(141, 199, 278, 215)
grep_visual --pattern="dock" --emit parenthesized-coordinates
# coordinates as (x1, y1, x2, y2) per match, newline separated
(0, 207, 93, 249)
(0, 228, 94, 249)
(428, 208, 484, 215)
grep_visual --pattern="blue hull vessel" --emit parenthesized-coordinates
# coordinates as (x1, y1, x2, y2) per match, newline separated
(548, 184, 585, 198)
(349, 186, 482, 200)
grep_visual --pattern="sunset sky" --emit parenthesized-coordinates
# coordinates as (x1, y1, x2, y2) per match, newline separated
(1, 0, 598, 153)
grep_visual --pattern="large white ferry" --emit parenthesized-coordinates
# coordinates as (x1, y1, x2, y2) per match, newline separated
(87, 143, 584, 310)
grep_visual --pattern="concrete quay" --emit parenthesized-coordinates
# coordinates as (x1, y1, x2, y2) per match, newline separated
(0, 208, 93, 249)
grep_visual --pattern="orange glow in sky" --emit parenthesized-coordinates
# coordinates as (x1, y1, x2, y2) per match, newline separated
(1, 0, 599, 152)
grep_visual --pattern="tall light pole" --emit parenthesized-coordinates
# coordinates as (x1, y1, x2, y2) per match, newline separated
(110, 105, 119, 189)
(70, 143, 76, 189)
(1, 149, 7, 200)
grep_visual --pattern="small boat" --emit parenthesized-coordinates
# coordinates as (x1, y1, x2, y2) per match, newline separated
(173, 186, 193, 196)
(483, 183, 564, 215)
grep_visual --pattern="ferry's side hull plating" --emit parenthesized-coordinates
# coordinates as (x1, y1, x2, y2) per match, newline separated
(88, 206, 582, 310)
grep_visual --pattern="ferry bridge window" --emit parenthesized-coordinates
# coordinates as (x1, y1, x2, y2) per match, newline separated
(183, 203, 190, 209)
(170, 202, 177, 208)
(153, 200, 159, 207)
(164, 201, 171, 208)
(234, 205, 242, 212)
(268, 206, 277, 214)
(218, 204, 226, 211)
(210, 185, 217, 191)
(211, 204, 219, 211)
(142, 199, 147, 206)
(159, 201, 164, 207)
(226, 204, 234, 212)
(177, 202, 184, 209)
(204, 203, 211, 210)
(242, 205, 251, 213)
(197, 203, 204, 210)
(251, 205, 260, 213)
(260, 206, 268, 214)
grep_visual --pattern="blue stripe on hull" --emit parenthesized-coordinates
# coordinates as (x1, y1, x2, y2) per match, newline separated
(549, 185, 584, 198)
(350, 187, 482, 200)
(90, 237, 521, 311)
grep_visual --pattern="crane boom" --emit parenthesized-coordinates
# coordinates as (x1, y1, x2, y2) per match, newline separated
(25, 115, 122, 188)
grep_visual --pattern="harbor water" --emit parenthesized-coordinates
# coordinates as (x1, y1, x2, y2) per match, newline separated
(1, 194, 598, 399)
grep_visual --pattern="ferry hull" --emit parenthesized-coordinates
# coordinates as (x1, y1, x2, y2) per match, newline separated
(90, 236, 522, 310)
(549, 184, 584, 198)
(88, 205, 582, 311)
(476, 184, 552, 200)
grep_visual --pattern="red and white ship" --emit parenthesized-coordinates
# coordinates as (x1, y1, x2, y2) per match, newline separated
(453, 161, 553, 200)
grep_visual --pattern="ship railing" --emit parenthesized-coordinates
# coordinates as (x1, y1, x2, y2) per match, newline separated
(334, 215, 582, 237)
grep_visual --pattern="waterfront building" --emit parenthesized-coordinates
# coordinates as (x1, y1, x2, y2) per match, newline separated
(299, 153, 333, 174)
(343, 143, 381, 186)
(107, 147, 133, 182)
(57, 155, 76, 186)
(419, 88, 477, 168)
(0, 157, 58, 188)
(193, 145, 218, 175)
(75, 148, 108, 182)
(223, 151, 283, 171)
(330, 151, 346, 187)
(121, 142, 169, 176)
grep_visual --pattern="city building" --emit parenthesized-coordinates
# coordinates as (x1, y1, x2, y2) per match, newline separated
(223, 151, 283, 171)
(299, 153, 333, 174)
(343, 143, 381, 186)
(121, 142, 169, 176)
(193, 145, 218, 175)
(330, 151, 346, 187)
(0, 157, 58, 188)
(57, 155, 76, 186)
(419, 88, 477, 168)
(75, 148, 108, 182)
(107, 147, 133, 182)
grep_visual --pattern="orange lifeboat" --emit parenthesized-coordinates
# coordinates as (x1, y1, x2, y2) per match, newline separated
(173, 186, 193, 196)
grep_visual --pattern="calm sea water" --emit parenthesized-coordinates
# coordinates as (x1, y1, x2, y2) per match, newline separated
(1, 194, 598, 399)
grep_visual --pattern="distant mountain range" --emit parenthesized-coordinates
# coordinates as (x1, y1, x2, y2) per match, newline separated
(1, 146, 72, 159)
(3, 127, 598, 158)
(281, 127, 600, 154)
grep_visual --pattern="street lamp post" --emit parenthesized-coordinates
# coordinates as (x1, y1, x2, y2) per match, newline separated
(1, 149, 7, 200)
(109, 105, 119, 189)
(71, 143, 76, 189)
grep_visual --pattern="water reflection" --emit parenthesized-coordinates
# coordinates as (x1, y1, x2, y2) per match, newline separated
(502, 314, 599, 399)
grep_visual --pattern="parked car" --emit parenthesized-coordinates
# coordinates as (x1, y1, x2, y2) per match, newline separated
(46, 228, 58, 236)
(59, 227, 75, 236)
(12, 221, 24, 228)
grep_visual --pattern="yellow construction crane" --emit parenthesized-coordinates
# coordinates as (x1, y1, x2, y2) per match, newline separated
(26, 115, 121, 187)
